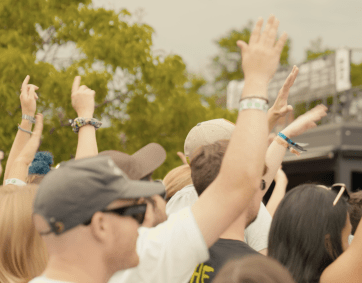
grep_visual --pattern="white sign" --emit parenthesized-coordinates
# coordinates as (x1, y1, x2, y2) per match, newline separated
(226, 80, 244, 110)
(335, 48, 352, 92)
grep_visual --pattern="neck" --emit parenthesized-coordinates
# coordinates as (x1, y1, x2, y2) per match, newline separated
(43, 253, 111, 283)
(220, 213, 247, 242)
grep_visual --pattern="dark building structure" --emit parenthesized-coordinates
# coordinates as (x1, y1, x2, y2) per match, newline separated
(282, 122, 362, 192)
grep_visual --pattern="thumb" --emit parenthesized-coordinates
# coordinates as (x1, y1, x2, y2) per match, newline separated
(287, 105, 293, 112)
(237, 40, 248, 52)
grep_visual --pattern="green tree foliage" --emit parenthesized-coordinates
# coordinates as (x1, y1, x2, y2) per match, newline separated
(305, 37, 334, 62)
(351, 62, 362, 87)
(211, 21, 290, 97)
(304, 37, 362, 88)
(0, 0, 237, 179)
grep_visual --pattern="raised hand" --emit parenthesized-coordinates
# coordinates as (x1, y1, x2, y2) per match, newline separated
(20, 75, 39, 117)
(71, 76, 95, 118)
(237, 15, 288, 84)
(270, 66, 298, 117)
(282, 104, 328, 138)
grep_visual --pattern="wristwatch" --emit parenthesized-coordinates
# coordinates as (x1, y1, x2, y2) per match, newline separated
(22, 114, 36, 124)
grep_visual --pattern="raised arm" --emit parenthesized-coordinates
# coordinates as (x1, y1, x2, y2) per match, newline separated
(6, 114, 44, 183)
(266, 167, 288, 217)
(71, 76, 98, 160)
(4, 76, 39, 182)
(267, 66, 298, 132)
(262, 104, 328, 196)
(192, 15, 287, 247)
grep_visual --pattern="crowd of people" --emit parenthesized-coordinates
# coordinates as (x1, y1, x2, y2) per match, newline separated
(1, 15, 362, 283)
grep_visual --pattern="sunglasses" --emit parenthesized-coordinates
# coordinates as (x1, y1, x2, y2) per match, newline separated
(83, 203, 148, 226)
(317, 183, 350, 206)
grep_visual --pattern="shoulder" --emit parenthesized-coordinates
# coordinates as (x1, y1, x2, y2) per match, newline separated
(166, 184, 198, 215)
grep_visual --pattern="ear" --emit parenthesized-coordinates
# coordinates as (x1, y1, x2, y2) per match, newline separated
(89, 212, 109, 243)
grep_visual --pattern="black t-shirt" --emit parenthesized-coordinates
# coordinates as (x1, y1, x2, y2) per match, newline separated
(189, 238, 260, 283)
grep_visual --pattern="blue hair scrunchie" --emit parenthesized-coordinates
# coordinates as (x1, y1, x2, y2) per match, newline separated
(29, 151, 54, 175)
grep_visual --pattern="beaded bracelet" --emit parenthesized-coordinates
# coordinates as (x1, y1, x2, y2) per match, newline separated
(239, 98, 268, 113)
(276, 132, 308, 156)
(18, 125, 32, 135)
(71, 117, 102, 133)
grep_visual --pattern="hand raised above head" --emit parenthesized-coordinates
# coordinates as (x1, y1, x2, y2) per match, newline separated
(237, 15, 288, 84)
(71, 76, 95, 118)
(270, 65, 298, 118)
(282, 104, 328, 138)
(20, 75, 39, 116)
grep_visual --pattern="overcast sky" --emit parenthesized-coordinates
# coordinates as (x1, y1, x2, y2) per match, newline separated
(92, 0, 362, 77)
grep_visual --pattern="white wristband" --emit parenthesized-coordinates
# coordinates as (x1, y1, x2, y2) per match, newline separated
(239, 98, 268, 113)
(5, 178, 27, 186)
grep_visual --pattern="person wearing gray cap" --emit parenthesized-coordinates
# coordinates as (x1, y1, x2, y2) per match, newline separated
(30, 155, 166, 283)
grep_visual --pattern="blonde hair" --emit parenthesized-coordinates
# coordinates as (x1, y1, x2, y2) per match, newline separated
(0, 185, 48, 283)
(163, 164, 193, 201)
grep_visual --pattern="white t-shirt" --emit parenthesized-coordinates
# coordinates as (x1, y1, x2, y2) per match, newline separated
(166, 184, 271, 252)
(29, 276, 73, 283)
(109, 206, 209, 283)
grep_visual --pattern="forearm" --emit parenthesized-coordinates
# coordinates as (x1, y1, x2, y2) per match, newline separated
(266, 179, 287, 217)
(75, 125, 98, 160)
(4, 119, 32, 181)
(262, 140, 287, 195)
(220, 78, 268, 195)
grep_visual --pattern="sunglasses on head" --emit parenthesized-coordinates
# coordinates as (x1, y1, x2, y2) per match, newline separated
(83, 203, 148, 226)
(317, 183, 350, 206)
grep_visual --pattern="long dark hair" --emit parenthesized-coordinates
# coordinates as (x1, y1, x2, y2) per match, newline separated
(268, 184, 349, 283)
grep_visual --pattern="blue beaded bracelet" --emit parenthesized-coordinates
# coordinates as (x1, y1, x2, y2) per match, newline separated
(277, 132, 307, 152)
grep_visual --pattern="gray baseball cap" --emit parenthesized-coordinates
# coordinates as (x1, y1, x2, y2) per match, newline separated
(33, 155, 165, 235)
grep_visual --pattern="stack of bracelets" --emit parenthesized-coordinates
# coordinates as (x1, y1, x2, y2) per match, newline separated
(274, 132, 307, 156)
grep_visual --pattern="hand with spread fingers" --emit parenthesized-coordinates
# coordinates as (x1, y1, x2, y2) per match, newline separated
(268, 66, 298, 131)
(7, 113, 44, 183)
(71, 76, 96, 118)
(282, 104, 328, 138)
(237, 15, 288, 84)
(20, 75, 39, 117)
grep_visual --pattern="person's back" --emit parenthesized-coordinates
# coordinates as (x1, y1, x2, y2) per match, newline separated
(190, 238, 259, 283)
(188, 140, 263, 282)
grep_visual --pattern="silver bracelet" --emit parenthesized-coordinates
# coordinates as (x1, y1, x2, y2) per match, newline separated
(239, 98, 269, 113)
(18, 125, 32, 135)
(22, 114, 36, 124)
